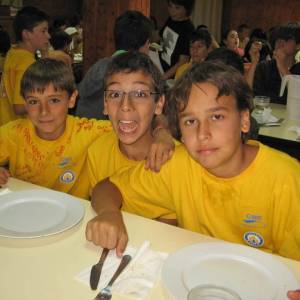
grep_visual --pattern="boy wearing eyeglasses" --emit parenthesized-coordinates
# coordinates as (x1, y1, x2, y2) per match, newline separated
(86, 51, 177, 227)
(0, 58, 174, 200)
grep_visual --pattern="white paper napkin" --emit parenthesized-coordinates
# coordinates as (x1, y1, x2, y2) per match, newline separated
(76, 241, 168, 300)
(251, 107, 278, 124)
(288, 126, 300, 140)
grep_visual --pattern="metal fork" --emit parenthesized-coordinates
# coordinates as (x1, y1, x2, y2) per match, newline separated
(94, 254, 132, 300)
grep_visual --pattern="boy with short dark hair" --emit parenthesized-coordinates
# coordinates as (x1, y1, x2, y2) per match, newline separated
(175, 28, 212, 79)
(159, 0, 195, 80)
(0, 6, 50, 125)
(253, 24, 300, 104)
(76, 10, 153, 120)
(86, 51, 176, 224)
(86, 61, 300, 267)
(0, 58, 174, 199)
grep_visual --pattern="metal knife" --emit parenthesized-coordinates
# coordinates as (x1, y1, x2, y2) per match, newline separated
(90, 248, 109, 290)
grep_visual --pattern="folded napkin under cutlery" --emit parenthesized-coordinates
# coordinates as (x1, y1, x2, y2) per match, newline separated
(76, 241, 168, 300)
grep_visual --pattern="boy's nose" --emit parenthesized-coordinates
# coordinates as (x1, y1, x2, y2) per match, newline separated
(39, 103, 50, 115)
(197, 121, 211, 141)
(120, 94, 133, 112)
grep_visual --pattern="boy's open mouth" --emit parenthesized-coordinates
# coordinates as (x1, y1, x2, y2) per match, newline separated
(118, 120, 138, 133)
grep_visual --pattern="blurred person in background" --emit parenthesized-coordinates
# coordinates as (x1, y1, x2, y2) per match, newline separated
(253, 24, 300, 104)
(0, 6, 50, 126)
(237, 23, 250, 50)
(175, 28, 212, 79)
(159, 0, 195, 79)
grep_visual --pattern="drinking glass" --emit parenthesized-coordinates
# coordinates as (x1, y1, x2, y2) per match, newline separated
(253, 96, 270, 114)
(187, 284, 241, 300)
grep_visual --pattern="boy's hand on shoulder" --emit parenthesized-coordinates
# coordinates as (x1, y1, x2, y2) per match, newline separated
(0, 167, 10, 186)
(288, 290, 300, 300)
(146, 128, 175, 172)
(85, 210, 128, 257)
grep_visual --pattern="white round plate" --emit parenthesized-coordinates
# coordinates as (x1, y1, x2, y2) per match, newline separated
(161, 242, 299, 300)
(0, 189, 85, 238)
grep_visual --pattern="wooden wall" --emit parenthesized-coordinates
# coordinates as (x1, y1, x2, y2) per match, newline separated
(23, 0, 82, 20)
(222, 0, 300, 34)
(82, 0, 150, 72)
(150, 0, 168, 29)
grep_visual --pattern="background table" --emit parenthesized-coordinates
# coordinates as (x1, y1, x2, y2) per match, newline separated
(1, 178, 300, 300)
(258, 104, 300, 160)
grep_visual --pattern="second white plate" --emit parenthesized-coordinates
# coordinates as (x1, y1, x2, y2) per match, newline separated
(162, 242, 299, 300)
(0, 189, 85, 238)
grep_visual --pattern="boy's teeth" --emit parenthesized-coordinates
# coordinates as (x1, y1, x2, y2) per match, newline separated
(119, 120, 137, 133)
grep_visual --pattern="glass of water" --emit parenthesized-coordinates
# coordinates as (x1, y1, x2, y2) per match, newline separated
(254, 96, 270, 114)
(187, 284, 241, 300)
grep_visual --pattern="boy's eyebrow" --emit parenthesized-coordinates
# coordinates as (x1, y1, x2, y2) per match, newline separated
(105, 81, 152, 89)
(179, 106, 229, 117)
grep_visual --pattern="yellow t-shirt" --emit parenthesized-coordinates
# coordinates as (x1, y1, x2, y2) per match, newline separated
(0, 116, 112, 199)
(110, 141, 300, 260)
(0, 46, 35, 125)
(87, 130, 176, 219)
(175, 61, 192, 80)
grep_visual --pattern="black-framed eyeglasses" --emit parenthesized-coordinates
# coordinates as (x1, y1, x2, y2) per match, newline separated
(104, 90, 160, 103)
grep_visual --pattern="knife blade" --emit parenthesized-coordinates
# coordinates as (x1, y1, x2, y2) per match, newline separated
(90, 248, 109, 290)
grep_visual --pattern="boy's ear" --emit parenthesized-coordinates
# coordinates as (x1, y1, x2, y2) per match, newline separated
(240, 109, 251, 133)
(22, 29, 30, 42)
(154, 95, 165, 115)
(68, 90, 78, 109)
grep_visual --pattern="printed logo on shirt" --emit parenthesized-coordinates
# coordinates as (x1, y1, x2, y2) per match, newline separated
(243, 231, 264, 248)
(60, 170, 75, 184)
(59, 157, 72, 168)
(243, 213, 266, 228)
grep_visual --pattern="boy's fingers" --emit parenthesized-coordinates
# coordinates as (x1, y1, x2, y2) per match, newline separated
(116, 233, 128, 257)
(287, 290, 300, 300)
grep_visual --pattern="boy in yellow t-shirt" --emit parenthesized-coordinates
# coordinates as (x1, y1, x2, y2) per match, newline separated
(175, 28, 212, 80)
(86, 61, 300, 268)
(87, 52, 176, 223)
(0, 6, 50, 125)
(0, 59, 174, 199)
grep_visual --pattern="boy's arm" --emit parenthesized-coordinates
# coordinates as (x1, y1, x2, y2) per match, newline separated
(146, 114, 175, 172)
(86, 178, 128, 257)
(288, 290, 300, 300)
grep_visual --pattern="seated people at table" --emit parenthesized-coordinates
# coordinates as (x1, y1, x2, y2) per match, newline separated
(243, 38, 272, 88)
(175, 28, 212, 79)
(48, 31, 73, 67)
(0, 6, 50, 126)
(75, 10, 153, 120)
(221, 29, 244, 57)
(0, 59, 173, 199)
(253, 24, 300, 104)
(86, 61, 300, 265)
(86, 52, 176, 225)
(159, 0, 195, 80)
(237, 23, 250, 50)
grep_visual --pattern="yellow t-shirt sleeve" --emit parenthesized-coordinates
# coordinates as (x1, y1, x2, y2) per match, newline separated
(110, 163, 176, 220)
(0, 123, 11, 165)
(9, 57, 35, 105)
